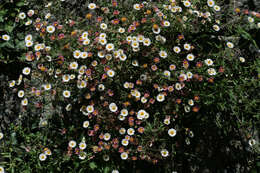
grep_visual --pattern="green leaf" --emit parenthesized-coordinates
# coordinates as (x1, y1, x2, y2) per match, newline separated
(16, 2, 24, 7)
(89, 162, 97, 169)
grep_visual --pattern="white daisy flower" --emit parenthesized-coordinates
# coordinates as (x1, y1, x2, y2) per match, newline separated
(161, 149, 169, 157)
(118, 27, 125, 33)
(83, 121, 90, 128)
(81, 52, 88, 59)
(2, 34, 10, 41)
(83, 38, 90, 45)
(39, 153, 47, 161)
(18, 90, 25, 98)
(183, 1, 191, 7)
(157, 93, 165, 102)
(22, 67, 31, 75)
(168, 128, 177, 137)
(207, 0, 215, 7)
(68, 140, 77, 148)
(120, 152, 128, 160)
(213, 24, 220, 31)
(0, 166, 4, 173)
(63, 90, 71, 98)
(173, 46, 181, 53)
(163, 70, 171, 77)
(18, 12, 26, 19)
(73, 50, 81, 59)
(88, 3, 96, 10)
(127, 128, 135, 136)
(0, 132, 3, 140)
(205, 59, 214, 66)
(226, 42, 234, 48)
(131, 41, 139, 48)
(119, 128, 126, 135)
(248, 17, 254, 23)
(121, 139, 129, 146)
(69, 62, 78, 70)
(46, 25, 55, 33)
(109, 103, 118, 112)
(9, 80, 15, 87)
(106, 43, 115, 51)
(104, 133, 111, 141)
(107, 69, 115, 77)
(207, 68, 217, 75)
(184, 43, 191, 51)
(79, 152, 87, 160)
(120, 109, 128, 117)
(213, 5, 221, 11)
(133, 4, 141, 10)
(100, 23, 108, 30)
(79, 142, 87, 150)
(86, 105, 94, 113)
(186, 53, 195, 61)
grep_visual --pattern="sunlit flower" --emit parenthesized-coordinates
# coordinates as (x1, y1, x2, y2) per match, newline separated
(9, 80, 15, 87)
(2, 34, 10, 41)
(44, 149, 52, 156)
(239, 57, 245, 63)
(213, 24, 220, 31)
(173, 46, 181, 53)
(248, 17, 254, 23)
(0, 132, 3, 140)
(133, 4, 141, 10)
(168, 128, 177, 137)
(83, 121, 90, 128)
(86, 105, 94, 113)
(159, 50, 167, 58)
(118, 27, 125, 33)
(69, 140, 77, 148)
(213, 5, 221, 11)
(207, 0, 215, 7)
(39, 153, 47, 161)
(69, 62, 78, 70)
(161, 149, 169, 157)
(88, 3, 96, 10)
(183, 1, 191, 7)
(186, 53, 195, 61)
(100, 23, 108, 30)
(207, 68, 217, 75)
(157, 93, 165, 102)
(120, 109, 128, 117)
(109, 103, 118, 112)
(226, 42, 234, 48)
(107, 69, 115, 77)
(127, 128, 135, 136)
(46, 25, 55, 33)
(73, 50, 81, 59)
(163, 70, 171, 77)
(79, 142, 87, 150)
(104, 133, 111, 141)
(18, 12, 26, 19)
(106, 43, 115, 51)
(204, 59, 214, 66)
(63, 90, 71, 98)
(121, 139, 129, 146)
(0, 166, 4, 173)
(120, 152, 128, 160)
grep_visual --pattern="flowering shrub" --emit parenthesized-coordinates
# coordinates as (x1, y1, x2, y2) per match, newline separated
(0, 0, 259, 172)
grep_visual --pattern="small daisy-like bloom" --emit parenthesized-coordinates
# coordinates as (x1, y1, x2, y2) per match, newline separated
(18, 12, 26, 19)
(120, 152, 128, 160)
(104, 133, 111, 141)
(2, 34, 10, 41)
(127, 128, 135, 136)
(159, 50, 167, 58)
(204, 58, 214, 66)
(23, 67, 31, 75)
(163, 21, 170, 27)
(88, 3, 96, 10)
(187, 53, 195, 61)
(188, 99, 194, 106)
(79, 152, 87, 160)
(25, 34, 32, 42)
(161, 149, 169, 157)
(213, 24, 220, 31)
(126, 36, 132, 42)
(79, 142, 87, 150)
(9, 80, 15, 87)
(45, 149, 52, 156)
(187, 72, 193, 79)
(138, 35, 145, 42)
(83, 121, 90, 128)
(248, 17, 254, 23)
(207, 0, 215, 7)
(83, 38, 90, 45)
(81, 31, 88, 39)
(119, 128, 126, 135)
(226, 42, 234, 48)
(100, 23, 107, 30)
(143, 38, 151, 46)
(120, 109, 128, 117)
(175, 83, 182, 90)
(119, 54, 127, 61)
(248, 139, 256, 147)
(164, 118, 170, 125)
(257, 22, 260, 28)
(39, 153, 47, 161)
(86, 105, 94, 113)
(239, 57, 245, 63)
(0, 166, 4, 173)
(73, 50, 81, 59)
(207, 68, 217, 75)
(81, 52, 88, 59)
(21, 98, 28, 106)
(123, 82, 129, 88)
(133, 4, 141, 10)
(213, 5, 221, 11)
(173, 46, 181, 53)
(157, 93, 165, 102)
(121, 139, 129, 146)
(98, 51, 105, 58)
(131, 41, 139, 48)
(137, 109, 147, 120)
(62, 75, 70, 82)
(107, 69, 115, 77)
(34, 44, 42, 51)
(141, 97, 147, 103)
(109, 103, 118, 112)
(99, 38, 107, 45)
(184, 43, 191, 51)
(63, 90, 71, 98)
(163, 70, 171, 77)
(69, 62, 78, 70)
(168, 128, 177, 137)
(119, 115, 125, 122)
(183, 1, 191, 7)
(18, 90, 25, 98)
(118, 27, 125, 33)
(0, 132, 3, 140)
(69, 140, 77, 148)
(46, 25, 55, 33)
(106, 43, 114, 51)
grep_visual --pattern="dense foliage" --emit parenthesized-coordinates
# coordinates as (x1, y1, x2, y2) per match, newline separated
(0, 0, 259, 172)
